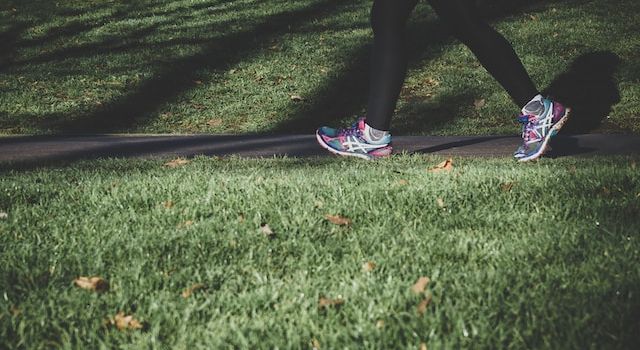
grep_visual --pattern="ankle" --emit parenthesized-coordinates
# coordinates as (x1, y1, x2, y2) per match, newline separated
(363, 123, 390, 143)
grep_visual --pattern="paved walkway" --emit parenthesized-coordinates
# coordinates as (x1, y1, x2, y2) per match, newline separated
(1, 134, 639, 167)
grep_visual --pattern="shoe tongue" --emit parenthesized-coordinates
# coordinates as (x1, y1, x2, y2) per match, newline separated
(522, 99, 545, 116)
(357, 118, 366, 131)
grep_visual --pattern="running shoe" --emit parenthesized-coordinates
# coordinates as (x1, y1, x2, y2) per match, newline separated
(514, 97, 570, 162)
(316, 117, 392, 160)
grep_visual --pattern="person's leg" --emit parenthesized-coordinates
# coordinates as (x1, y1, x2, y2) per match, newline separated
(365, 0, 419, 131)
(315, 0, 418, 160)
(426, 0, 538, 107)
(427, 0, 570, 161)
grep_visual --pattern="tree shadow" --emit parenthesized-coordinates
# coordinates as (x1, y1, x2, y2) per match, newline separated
(544, 51, 621, 134)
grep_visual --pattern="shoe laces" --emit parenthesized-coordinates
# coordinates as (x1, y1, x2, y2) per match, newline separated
(518, 114, 540, 143)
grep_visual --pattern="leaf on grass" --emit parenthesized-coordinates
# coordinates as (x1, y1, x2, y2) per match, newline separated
(376, 319, 385, 329)
(177, 220, 194, 229)
(193, 80, 203, 85)
(206, 118, 223, 127)
(411, 276, 430, 294)
(436, 197, 446, 208)
(311, 338, 321, 350)
(427, 159, 453, 173)
(164, 158, 190, 168)
(500, 182, 515, 192)
(0, 211, 7, 219)
(74, 276, 109, 292)
(325, 214, 351, 226)
(182, 283, 206, 298)
(109, 312, 143, 331)
(318, 297, 345, 310)
(398, 179, 409, 185)
(162, 200, 174, 209)
(259, 223, 275, 238)
(417, 294, 432, 315)
(10, 305, 21, 317)
(362, 261, 376, 272)
(601, 187, 611, 196)
(290, 95, 304, 102)
(420, 342, 428, 350)
(473, 98, 486, 110)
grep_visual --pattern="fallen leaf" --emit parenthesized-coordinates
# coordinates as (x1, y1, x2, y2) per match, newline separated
(74, 276, 109, 292)
(259, 223, 275, 238)
(318, 297, 345, 310)
(376, 319, 385, 329)
(428, 159, 453, 173)
(411, 276, 430, 294)
(206, 118, 223, 127)
(631, 161, 637, 169)
(529, 14, 539, 21)
(290, 95, 304, 102)
(110, 312, 143, 330)
(417, 294, 432, 315)
(311, 338, 321, 350)
(500, 182, 515, 192)
(164, 158, 190, 168)
(436, 197, 445, 208)
(0, 211, 7, 219)
(162, 200, 174, 209)
(601, 187, 611, 196)
(420, 342, 428, 350)
(237, 214, 245, 223)
(362, 261, 376, 272)
(474, 98, 486, 110)
(193, 80, 203, 85)
(10, 305, 21, 317)
(182, 283, 206, 298)
(398, 179, 409, 185)
(325, 214, 351, 226)
(177, 220, 194, 229)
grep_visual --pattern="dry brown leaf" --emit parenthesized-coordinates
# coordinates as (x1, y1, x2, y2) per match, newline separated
(206, 118, 223, 127)
(376, 319, 385, 329)
(436, 198, 445, 208)
(177, 220, 194, 229)
(193, 80, 203, 85)
(417, 294, 432, 315)
(362, 261, 376, 272)
(164, 158, 190, 168)
(428, 159, 453, 173)
(474, 98, 486, 110)
(318, 297, 345, 310)
(74, 276, 109, 292)
(411, 276, 430, 294)
(259, 223, 275, 238)
(290, 95, 304, 102)
(500, 182, 515, 192)
(325, 214, 351, 226)
(182, 283, 206, 298)
(10, 305, 21, 317)
(311, 338, 321, 350)
(398, 179, 409, 185)
(601, 187, 611, 196)
(162, 200, 174, 209)
(110, 312, 143, 331)
(420, 342, 428, 350)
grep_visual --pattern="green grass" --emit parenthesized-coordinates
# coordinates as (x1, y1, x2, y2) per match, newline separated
(1, 155, 639, 348)
(0, 0, 639, 135)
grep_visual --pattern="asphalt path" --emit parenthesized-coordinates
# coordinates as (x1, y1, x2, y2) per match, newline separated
(1, 134, 639, 168)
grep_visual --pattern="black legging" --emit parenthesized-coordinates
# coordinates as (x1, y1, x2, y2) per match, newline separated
(366, 0, 539, 130)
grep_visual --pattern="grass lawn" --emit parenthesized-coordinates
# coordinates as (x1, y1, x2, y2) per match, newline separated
(0, 0, 639, 135)
(1, 155, 639, 348)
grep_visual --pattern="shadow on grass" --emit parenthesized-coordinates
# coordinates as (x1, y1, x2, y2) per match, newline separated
(544, 51, 622, 134)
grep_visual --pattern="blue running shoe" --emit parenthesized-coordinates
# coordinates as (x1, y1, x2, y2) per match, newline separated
(316, 117, 392, 160)
(515, 97, 571, 162)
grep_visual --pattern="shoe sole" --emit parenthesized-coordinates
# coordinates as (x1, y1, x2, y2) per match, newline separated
(315, 130, 388, 160)
(518, 107, 571, 162)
